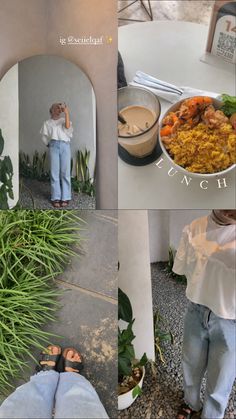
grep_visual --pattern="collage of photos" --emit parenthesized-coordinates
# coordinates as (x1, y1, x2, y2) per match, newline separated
(0, 1, 235, 419)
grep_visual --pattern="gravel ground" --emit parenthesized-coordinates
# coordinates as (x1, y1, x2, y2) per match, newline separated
(119, 262, 236, 419)
(19, 178, 95, 209)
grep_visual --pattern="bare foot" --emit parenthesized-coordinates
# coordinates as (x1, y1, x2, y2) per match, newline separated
(64, 349, 83, 373)
(40, 345, 61, 368)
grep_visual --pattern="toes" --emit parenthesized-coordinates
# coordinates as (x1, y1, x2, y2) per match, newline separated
(67, 350, 74, 360)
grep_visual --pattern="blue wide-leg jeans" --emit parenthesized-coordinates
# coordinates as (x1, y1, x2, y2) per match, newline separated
(49, 140, 71, 201)
(182, 301, 236, 419)
(0, 371, 109, 418)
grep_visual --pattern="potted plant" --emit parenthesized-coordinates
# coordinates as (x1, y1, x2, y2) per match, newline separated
(118, 288, 148, 410)
(118, 287, 173, 411)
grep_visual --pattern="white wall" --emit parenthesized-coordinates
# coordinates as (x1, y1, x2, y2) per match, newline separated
(18, 55, 96, 176)
(148, 210, 170, 262)
(148, 210, 211, 262)
(119, 210, 155, 361)
(0, 0, 117, 209)
(0, 64, 19, 208)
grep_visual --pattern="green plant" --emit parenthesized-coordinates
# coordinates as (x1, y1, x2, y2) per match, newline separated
(19, 151, 50, 181)
(0, 129, 14, 209)
(166, 247, 187, 284)
(118, 288, 148, 397)
(0, 210, 84, 392)
(153, 310, 173, 364)
(71, 149, 95, 197)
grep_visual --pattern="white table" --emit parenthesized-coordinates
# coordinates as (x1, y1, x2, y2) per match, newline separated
(118, 21, 236, 209)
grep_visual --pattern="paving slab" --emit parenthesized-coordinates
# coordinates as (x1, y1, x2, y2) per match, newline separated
(44, 286, 117, 418)
(59, 210, 118, 299)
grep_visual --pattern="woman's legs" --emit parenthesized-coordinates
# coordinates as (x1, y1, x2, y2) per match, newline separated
(49, 140, 61, 201)
(54, 372, 109, 419)
(182, 302, 209, 412)
(60, 142, 71, 201)
(0, 371, 59, 419)
(202, 314, 236, 419)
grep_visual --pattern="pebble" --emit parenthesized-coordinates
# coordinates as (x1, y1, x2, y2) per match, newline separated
(19, 178, 95, 209)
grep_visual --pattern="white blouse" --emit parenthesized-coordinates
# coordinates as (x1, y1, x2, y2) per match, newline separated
(40, 117, 73, 146)
(173, 215, 236, 319)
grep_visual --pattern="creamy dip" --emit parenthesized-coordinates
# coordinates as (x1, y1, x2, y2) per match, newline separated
(118, 105, 156, 137)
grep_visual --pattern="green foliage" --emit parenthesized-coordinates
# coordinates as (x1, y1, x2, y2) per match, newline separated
(118, 288, 133, 322)
(71, 178, 95, 197)
(118, 320, 135, 377)
(132, 384, 142, 398)
(0, 210, 84, 393)
(166, 247, 187, 284)
(118, 288, 147, 382)
(0, 129, 14, 209)
(221, 94, 236, 117)
(153, 310, 173, 364)
(71, 149, 95, 197)
(19, 151, 50, 181)
(20, 149, 95, 197)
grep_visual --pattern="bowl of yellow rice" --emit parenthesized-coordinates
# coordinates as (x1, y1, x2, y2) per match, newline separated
(159, 96, 236, 177)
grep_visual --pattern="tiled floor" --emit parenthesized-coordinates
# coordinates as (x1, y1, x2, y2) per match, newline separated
(118, 0, 214, 26)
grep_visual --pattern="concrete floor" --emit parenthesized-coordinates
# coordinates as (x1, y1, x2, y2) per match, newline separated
(5, 210, 118, 418)
(118, 0, 213, 26)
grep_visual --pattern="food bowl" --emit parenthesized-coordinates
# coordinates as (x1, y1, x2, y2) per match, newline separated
(159, 96, 236, 178)
(118, 86, 161, 158)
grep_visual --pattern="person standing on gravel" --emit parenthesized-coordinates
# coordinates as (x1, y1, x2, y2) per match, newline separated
(173, 210, 236, 419)
(40, 103, 73, 208)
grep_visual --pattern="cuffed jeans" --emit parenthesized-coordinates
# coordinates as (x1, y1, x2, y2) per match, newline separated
(0, 371, 109, 419)
(182, 301, 236, 419)
(49, 140, 71, 201)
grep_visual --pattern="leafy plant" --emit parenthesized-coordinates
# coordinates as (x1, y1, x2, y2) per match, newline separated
(71, 149, 95, 197)
(0, 210, 84, 392)
(166, 247, 187, 284)
(19, 151, 50, 181)
(0, 129, 14, 209)
(153, 311, 173, 364)
(20, 148, 95, 197)
(118, 288, 148, 397)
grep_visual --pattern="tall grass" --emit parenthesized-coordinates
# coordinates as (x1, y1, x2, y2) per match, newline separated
(0, 210, 84, 392)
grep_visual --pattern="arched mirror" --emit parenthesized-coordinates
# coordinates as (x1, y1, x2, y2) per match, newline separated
(0, 54, 96, 209)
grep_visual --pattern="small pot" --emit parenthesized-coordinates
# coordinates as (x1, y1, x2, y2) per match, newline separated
(118, 86, 161, 158)
(159, 97, 236, 178)
(118, 366, 145, 411)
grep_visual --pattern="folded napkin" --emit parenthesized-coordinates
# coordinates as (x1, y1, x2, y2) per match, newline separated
(129, 71, 221, 103)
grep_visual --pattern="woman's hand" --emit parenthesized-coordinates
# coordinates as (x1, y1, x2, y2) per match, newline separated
(62, 104, 70, 129)
(61, 103, 69, 113)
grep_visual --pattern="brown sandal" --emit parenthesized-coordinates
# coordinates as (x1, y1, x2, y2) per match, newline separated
(177, 403, 202, 419)
(61, 200, 69, 208)
(62, 347, 84, 373)
(52, 200, 61, 208)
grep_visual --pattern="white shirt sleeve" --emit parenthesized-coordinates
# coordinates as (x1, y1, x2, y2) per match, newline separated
(173, 226, 189, 276)
(40, 122, 49, 146)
